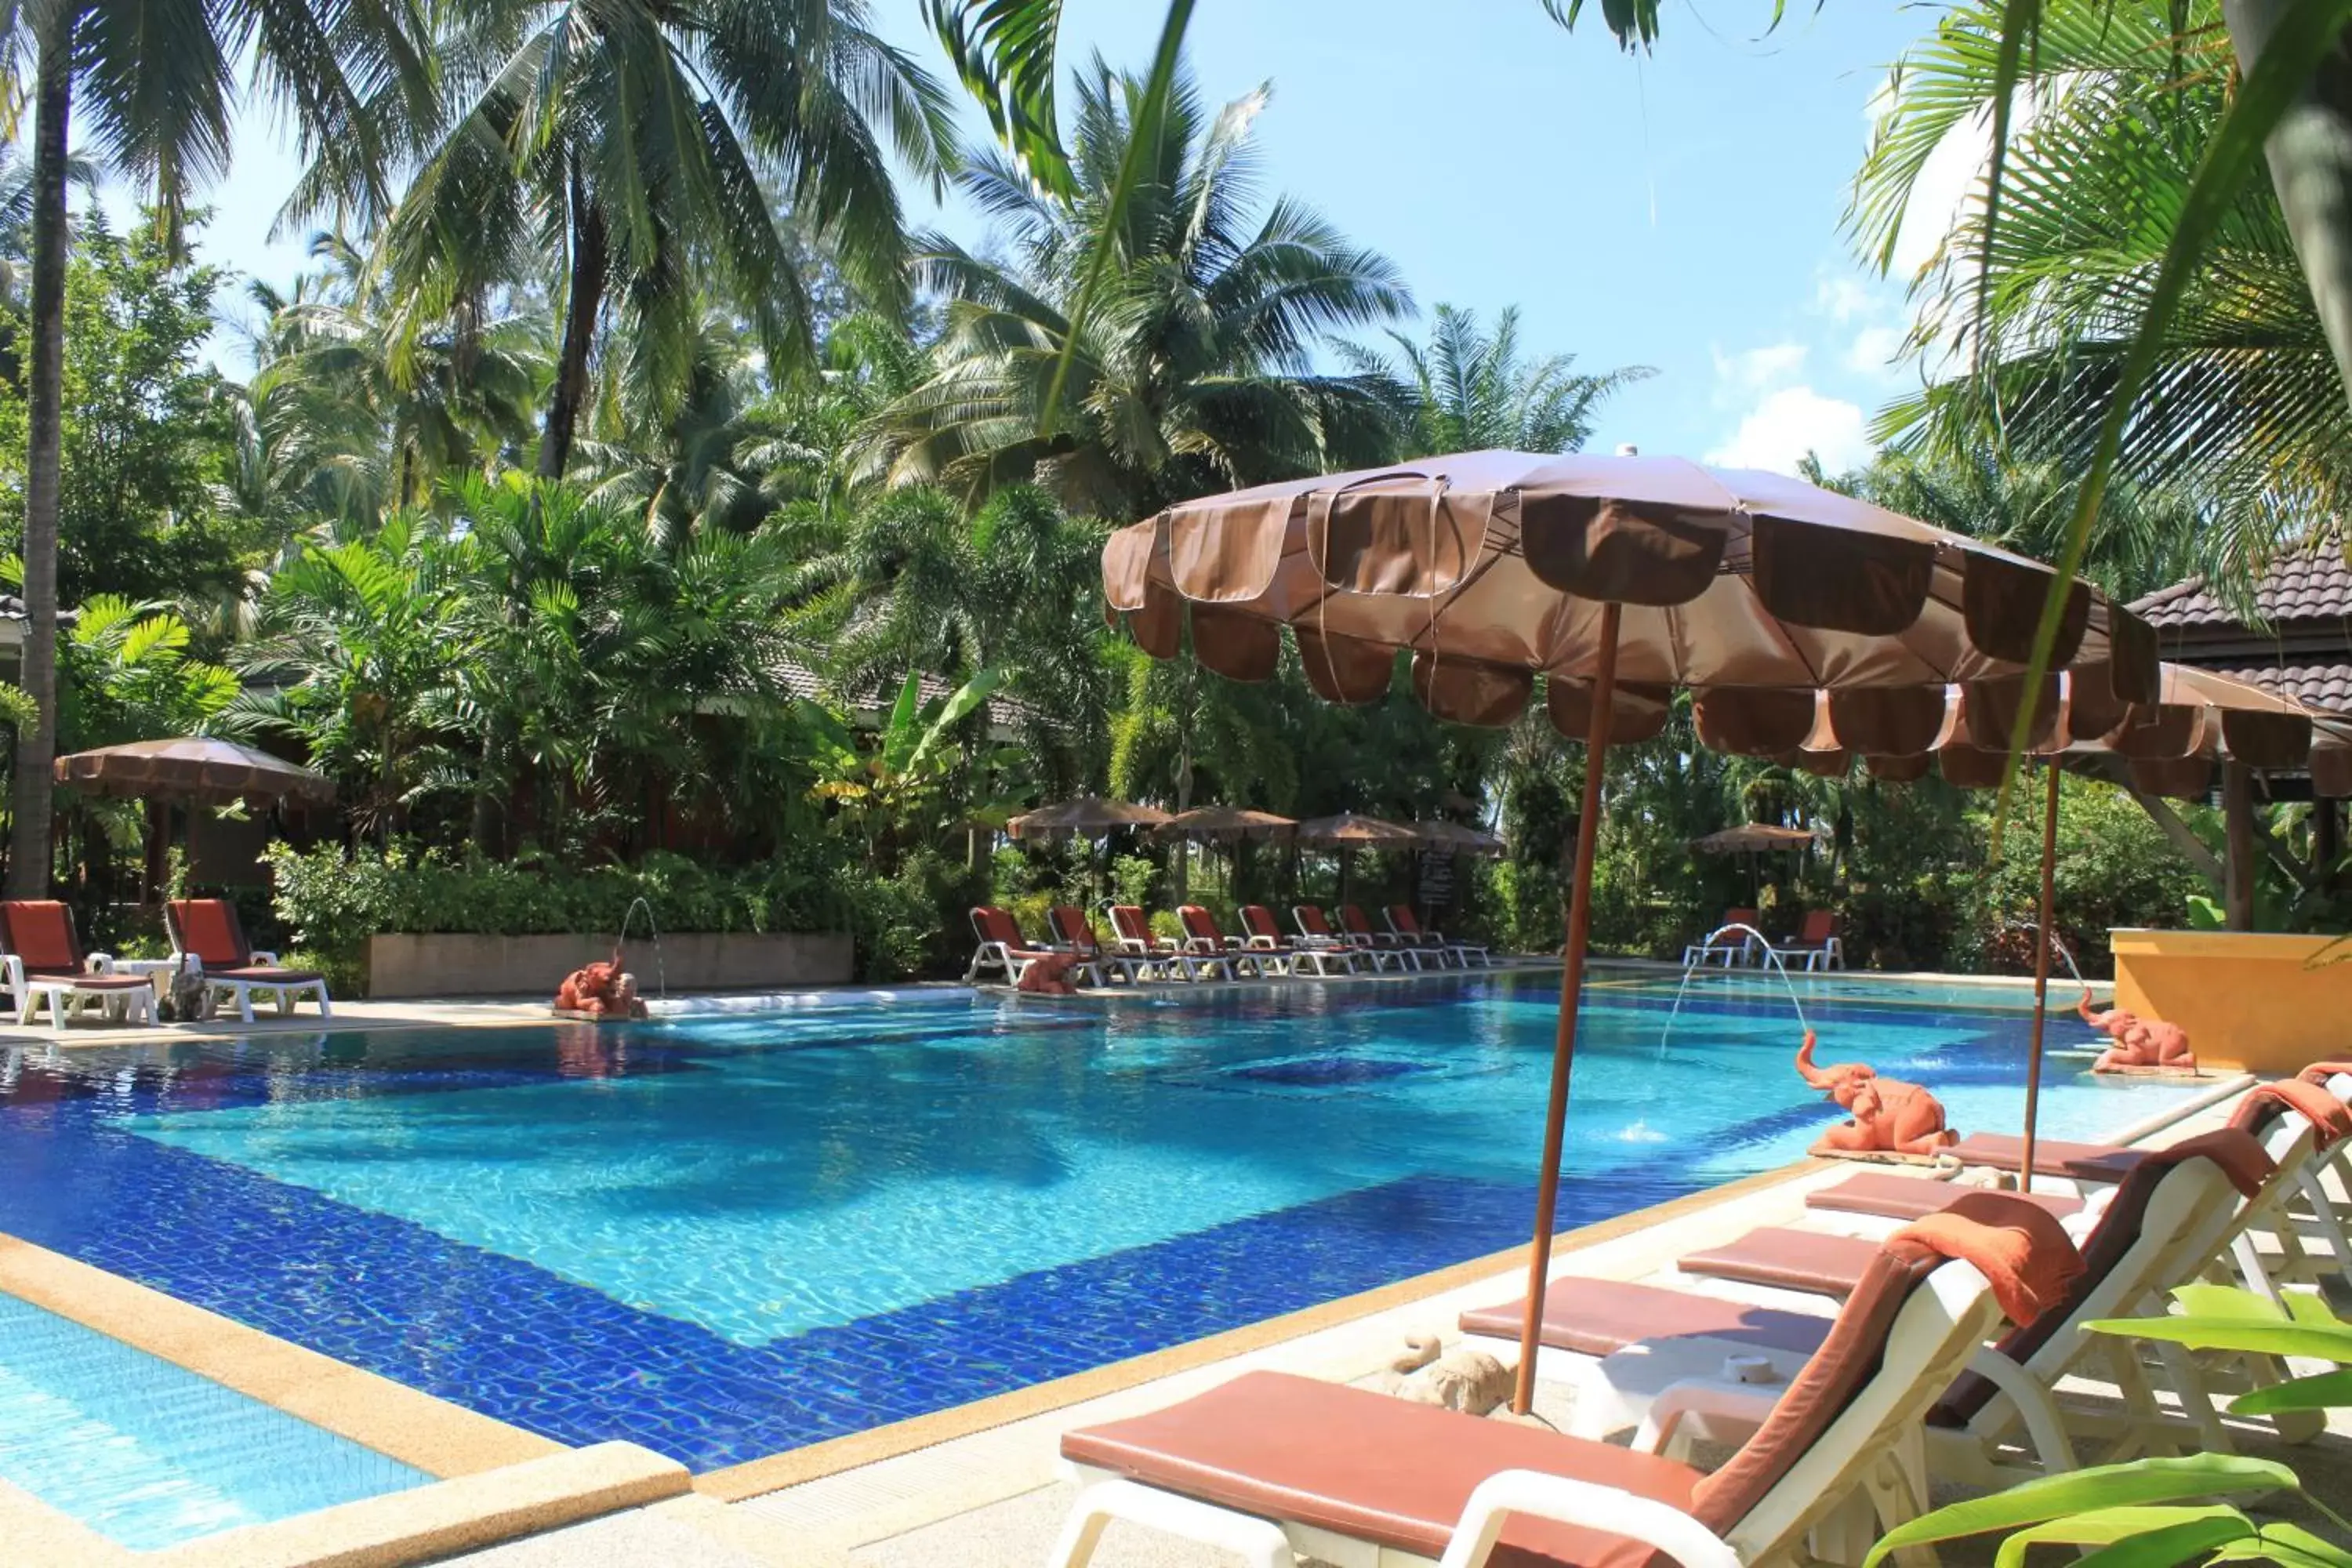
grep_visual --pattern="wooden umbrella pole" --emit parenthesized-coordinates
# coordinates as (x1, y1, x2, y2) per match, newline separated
(2020, 760, 2061, 1193)
(1513, 601, 1621, 1416)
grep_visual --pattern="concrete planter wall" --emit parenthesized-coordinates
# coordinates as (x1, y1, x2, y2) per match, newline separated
(364, 931, 855, 999)
(2111, 927, 2352, 1073)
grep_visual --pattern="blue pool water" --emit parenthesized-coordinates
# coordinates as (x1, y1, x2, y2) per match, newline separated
(0, 971, 2198, 1471)
(0, 1293, 427, 1548)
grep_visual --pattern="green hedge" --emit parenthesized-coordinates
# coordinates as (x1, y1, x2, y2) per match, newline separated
(263, 841, 978, 984)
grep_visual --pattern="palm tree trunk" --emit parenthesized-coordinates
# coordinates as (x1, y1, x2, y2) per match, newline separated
(536, 170, 607, 481)
(7, 26, 71, 898)
(2227, 4, 2352, 405)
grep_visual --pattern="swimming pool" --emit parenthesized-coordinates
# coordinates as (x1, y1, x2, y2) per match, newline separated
(0, 971, 2200, 1471)
(0, 1292, 427, 1548)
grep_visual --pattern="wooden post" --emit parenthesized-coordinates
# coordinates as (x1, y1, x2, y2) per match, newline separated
(2020, 761, 2061, 1192)
(1512, 602, 1621, 1416)
(2224, 760, 2257, 931)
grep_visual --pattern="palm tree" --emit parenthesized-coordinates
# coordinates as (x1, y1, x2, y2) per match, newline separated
(1853, 0, 2343, 585)
(0, 0, 430, 894)
(865, 63, 1412, 518)
(1341, 305, 1652, 458)
(382, 0, 956, 481)
(235, 232, 547, 527)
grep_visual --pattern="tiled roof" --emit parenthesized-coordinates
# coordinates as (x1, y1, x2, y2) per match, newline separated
(2134, 546, 2352, 629)
(771, 657, 1047, 730)
(2213, 663, 2352, 716)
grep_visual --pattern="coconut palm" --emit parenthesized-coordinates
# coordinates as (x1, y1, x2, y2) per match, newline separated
(235, 233, 548, 528)
(0, 0, 431, 893)
(1851, 0, 2344, 586)
(865, 62, 1411, 517)
(381, 0, 957, 482)
(1341, 305, 1652, 459)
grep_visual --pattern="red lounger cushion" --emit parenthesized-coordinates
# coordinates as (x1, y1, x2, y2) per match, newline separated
(28, 974, 151, 993)
(2, 900, 85, 975)
(1458, 1278, 1834, 1358)
(1808, 1173, 2085, 1223)
(206, 966, 325, 985)
(1678, 1229, 1882, 1299)
(1063, 1369, 1701, 1568)
(171, 899, 252, 970)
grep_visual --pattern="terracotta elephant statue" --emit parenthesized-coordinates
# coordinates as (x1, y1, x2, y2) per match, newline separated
(554, 947, 648, 1019)
(1795, 1032, 1959, 1157)
(2078, 987, 2194, 1073)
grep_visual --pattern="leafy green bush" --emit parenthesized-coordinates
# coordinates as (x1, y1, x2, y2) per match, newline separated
(263, 839, 964, 984)
(1871, 1284, 2352, 1567)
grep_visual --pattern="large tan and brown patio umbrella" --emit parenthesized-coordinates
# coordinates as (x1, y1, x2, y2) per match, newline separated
(1761, 663, 2349, 1185)
(56, 737, 334, 902)
(1102, 449, 2159, 1412)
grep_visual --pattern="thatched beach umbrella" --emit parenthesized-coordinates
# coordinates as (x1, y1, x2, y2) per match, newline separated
(1102, 448, 2158, 1412)
(1690, 822, 1816, 904)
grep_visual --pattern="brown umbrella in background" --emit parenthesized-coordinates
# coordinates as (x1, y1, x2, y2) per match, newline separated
(1294, 813, 1420, 909)
(1005, 797, 1171, 841)
(1148, 805, 1297, 841)
(1748, 662, 2347, 1185)
(1414, 819, 1508, 855)
(56, 738, 334, 900)
(1103, 448, 2158, 1412)
(1151, 807, 1298, 909)
(1690, 822, 1816, 905)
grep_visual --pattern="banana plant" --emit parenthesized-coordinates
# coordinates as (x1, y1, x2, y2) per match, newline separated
(1867, 1286, 2352, 1568)
(801, 669, 1005, 868)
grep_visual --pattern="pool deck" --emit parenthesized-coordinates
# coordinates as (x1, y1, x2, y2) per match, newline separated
(0, 973, 2278, 1566)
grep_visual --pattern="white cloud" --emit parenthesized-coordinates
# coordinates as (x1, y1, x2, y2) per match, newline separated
(1813, 273, 1877, 325)
(1706, 387, 1876, 477)
(1710, 342, 1809, 397)
(1845, 323, 1907, 376)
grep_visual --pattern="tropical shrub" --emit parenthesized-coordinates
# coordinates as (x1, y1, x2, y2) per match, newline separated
(1869, 1285, 2352, 1567)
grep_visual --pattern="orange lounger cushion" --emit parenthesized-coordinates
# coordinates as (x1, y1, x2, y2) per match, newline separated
(1947, 1133, 2143, 1183)
(1062, 1369, 1702, 1568)
(1808, 1172, 2085, 1221)
(1679, 1229, 1882, 1299)
(27, 974, 151, 992)
(1457, 1277, 1834, 1358)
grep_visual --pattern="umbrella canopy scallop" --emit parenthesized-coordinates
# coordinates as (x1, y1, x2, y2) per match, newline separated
(1103, 451, 2159, 728)
(54, 739, 333, 808)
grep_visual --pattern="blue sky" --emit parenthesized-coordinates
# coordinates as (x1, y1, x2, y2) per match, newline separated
(129, 1, 1952, 477)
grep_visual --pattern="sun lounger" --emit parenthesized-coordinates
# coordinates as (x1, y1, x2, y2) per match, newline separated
(1175, 906, 1265, 978)
(165, 898, 330, 1022)
(1682, 907, 1762, 969)
(1462, 1133, 2282, 1483)
(0, 900, 158, 1029)
(968, 906, 1106, 988)
(1387, 903, 1490, 967)
(1780, 910, 1844, 971)
(1240, 905, 1353, 976)
(1294, 904, 1396, 971)
(1051, 1215, 2031, 1568)
(1045, 907, 1149, 983)
(1108, 906, 1225, 981)
(1341, 903, 1426, 969)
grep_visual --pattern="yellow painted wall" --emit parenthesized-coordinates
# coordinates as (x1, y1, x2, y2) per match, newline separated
(2110, 929, 2352, 1075)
